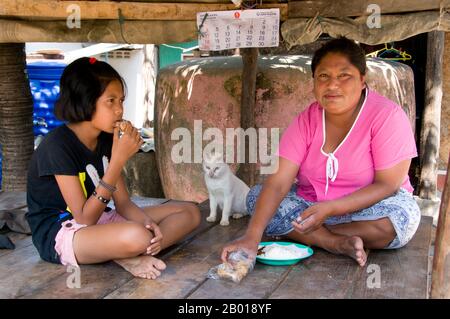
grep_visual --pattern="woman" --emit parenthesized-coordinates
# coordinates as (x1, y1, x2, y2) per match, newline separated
(221, 38, 420, 267)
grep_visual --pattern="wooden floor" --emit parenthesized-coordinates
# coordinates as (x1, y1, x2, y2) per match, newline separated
(0, 192, 433, 299)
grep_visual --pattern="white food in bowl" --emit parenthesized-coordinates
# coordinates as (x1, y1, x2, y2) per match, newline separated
(260, 244, 309, 260)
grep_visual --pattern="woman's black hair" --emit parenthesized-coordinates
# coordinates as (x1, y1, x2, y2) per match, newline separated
(55, 57, 126, 122)
(311, 37, 367, 77)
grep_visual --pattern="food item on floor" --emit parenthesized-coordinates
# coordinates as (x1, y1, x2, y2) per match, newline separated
(217, 259, 251, 283)
(259, 243, 309, 260)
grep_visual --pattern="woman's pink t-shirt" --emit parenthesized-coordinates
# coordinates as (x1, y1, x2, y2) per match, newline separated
(278, 89, 417, 202)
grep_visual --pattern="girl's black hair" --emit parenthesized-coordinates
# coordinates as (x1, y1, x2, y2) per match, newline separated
(311, 37, 367, 77)
(55, 57, 126, 122)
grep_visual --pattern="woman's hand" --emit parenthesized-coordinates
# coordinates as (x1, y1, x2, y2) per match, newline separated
(111, 120, 143, 165)
(292, 202, 335, 234)
(144, 219, 163, 256)
(221, 235, 259, 263)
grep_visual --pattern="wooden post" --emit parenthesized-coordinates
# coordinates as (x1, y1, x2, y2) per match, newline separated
(0, 43, 34, 191)
(431, 153, 450, 298)
(141, 44, 158, 128)
(419, 31, 444, 200)
(236, 47, 258, 187)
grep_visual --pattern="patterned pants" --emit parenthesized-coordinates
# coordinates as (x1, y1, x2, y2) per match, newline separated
(246, 184, 421, 249)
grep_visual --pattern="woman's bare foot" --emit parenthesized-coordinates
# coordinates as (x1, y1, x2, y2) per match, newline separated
(335, 236, 367, 267)
(114, 255, 167, 279)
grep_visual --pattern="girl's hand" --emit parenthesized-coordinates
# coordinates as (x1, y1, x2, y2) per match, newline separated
(112, 120, 143, 164)
(292, 202, 334, 234)
(221, 235, 259, 263)
(144, 219, 163, 256)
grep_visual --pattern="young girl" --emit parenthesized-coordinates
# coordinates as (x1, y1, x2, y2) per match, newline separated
(26, 57, 201, 279)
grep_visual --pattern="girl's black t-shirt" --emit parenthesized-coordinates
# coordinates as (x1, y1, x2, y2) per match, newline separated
(26, 125, 113, 263)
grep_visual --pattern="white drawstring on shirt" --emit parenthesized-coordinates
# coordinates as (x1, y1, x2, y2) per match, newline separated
(325, 152, 339, 196)
(321, 88, 368, 196)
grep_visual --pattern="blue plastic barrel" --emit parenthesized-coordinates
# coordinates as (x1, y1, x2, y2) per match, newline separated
(26, 61, 67, 136)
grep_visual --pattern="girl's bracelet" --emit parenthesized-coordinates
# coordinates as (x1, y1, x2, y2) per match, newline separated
(99, 179, 117, 193)
(92, 190, 110, 205)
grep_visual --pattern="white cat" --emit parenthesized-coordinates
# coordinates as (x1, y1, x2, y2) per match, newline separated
(203, 154, 250, 226)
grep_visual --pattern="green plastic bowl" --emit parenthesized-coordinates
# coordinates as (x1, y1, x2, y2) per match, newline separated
(256, 241, 314, 266)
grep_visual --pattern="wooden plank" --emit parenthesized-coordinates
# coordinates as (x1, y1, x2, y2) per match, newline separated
(0, 244, 66, 298)
(0, 19, 198, 44)
(431, 157, 450, 298)
(18, 199, 168, 299)
(105, 217, 248, 298)
(188, 258, 291, 299)
(271, 218, 432, 299)
(0, 0, 288, 21)
(289, 0, 444, 18)
(20, 261, 134, 299)
(17, 200, 216, 298)
(349, 216, 432, 299)
(419, 31, 445, 199)
(0, 191, 27, 210)
(21, 201, 238, 298)
(350, 254, 426, 299)
(155, 200, 221, 256)
(0, 199, 207, 298)
(268, 248, 363, 299)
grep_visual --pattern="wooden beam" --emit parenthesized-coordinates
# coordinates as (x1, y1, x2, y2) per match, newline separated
(0, 0, 288, 21)
(289, 0, 445, 18)
(0, 19, 198, 44)
(431, 154, 450, 298)
(419, 31, 445, 200)
(236, 47, 258, 188)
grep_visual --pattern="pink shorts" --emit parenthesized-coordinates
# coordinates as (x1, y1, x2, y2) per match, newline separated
(54, 210, 127, 267)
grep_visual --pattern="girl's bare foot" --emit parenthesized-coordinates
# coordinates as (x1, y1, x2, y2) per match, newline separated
(115, 255, 167, 279)
(335, 236, 367, 267)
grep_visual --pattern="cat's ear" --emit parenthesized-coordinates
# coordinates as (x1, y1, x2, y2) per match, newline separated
(211, 151, 224, 163)
(203, 151, 212, 163)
